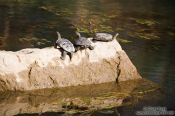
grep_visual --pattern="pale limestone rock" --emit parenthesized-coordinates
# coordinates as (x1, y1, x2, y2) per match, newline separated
(0, 39, 141, 91)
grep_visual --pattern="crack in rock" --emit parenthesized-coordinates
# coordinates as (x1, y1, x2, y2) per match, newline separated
(49, 76, 57, 85)
(116, 55, 121, 83)
(28, 67, 33, 85)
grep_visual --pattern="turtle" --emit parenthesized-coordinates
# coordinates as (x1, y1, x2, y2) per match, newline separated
(74, 31, 94, 52)
(54, 32, 75, 60)
(93, 33, 119, 42)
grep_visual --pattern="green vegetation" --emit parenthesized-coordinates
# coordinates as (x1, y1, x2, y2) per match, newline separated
(128, 32, 160, 40)
(117, 37, 132, 43)
(135, 19, 158, 26)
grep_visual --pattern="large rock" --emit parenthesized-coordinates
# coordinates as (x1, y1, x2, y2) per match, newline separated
(0, 39, 141, 91)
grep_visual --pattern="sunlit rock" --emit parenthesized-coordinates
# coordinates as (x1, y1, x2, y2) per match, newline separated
(0, 39, 141, 91)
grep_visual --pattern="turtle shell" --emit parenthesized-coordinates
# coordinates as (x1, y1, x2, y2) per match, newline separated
(75, 37, 91, 46)
(94, 33, 113, 41)
(56, 39, 75, 52)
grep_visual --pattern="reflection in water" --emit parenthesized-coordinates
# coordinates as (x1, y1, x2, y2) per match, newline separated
(0, 0, 175, 115)
(0, 79, 159, 115)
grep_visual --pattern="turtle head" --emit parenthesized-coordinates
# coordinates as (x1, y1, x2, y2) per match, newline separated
(75, 31, 81, 38)
(56, 32, 61, 39)
(113, 33, 119, 40)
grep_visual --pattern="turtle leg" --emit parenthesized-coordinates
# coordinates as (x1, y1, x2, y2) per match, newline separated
(75, 46, 80, 52)
(60, 50, 67, 60)
(54, 42, 57, 48)
(89, 45, 94, 50)
(68, 52, 73, 61)
(92, 39, 97, 43)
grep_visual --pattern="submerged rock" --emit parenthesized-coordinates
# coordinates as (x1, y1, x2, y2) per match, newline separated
(0, 39, 141, 91)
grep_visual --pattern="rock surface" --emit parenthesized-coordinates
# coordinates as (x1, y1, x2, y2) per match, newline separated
(0, 39, 141, 91)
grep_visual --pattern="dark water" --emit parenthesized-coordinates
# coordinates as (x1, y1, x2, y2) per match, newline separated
(0, 0, 175, 115)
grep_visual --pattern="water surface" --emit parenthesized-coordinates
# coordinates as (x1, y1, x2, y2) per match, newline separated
(0, 0, 175, 115)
